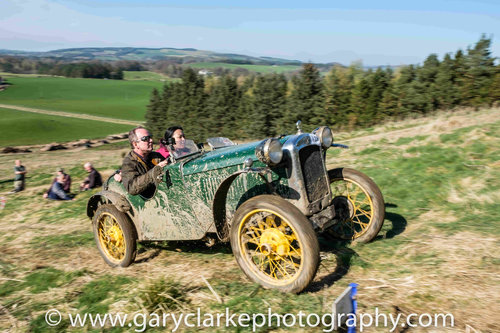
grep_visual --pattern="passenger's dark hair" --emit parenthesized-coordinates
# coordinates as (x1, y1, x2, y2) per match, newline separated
(164, 126, 183, 140)
(161, 126, 183, 146)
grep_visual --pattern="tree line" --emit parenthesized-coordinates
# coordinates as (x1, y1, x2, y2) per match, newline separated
(0, 58, 146, 79)
(0, 55, 276, 79)
(146, 36, 499, 143)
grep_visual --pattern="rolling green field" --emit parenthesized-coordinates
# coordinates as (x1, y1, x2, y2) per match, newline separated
(0, 76, 163, 121)
(0, 108, 132, 146)
(123, 71, 180, 82)
(0, 108, 498, 332)
(185, 62, 302, 74)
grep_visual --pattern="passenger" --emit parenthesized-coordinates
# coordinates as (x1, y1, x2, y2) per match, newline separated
(121, 126, 168, 196)
(80, 162, 103, 191)
(43, 168, 73, 200)
(156, 126, 186, 159)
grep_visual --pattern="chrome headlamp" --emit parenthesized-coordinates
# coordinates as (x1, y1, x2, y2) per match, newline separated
(255, 138, 283, 166)
(314, 126, 333, 149)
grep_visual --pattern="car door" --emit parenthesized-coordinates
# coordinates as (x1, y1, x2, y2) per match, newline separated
(137, 163, 205, 241)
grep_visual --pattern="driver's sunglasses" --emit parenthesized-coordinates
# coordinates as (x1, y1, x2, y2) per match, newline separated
(138, 135, 152, 142)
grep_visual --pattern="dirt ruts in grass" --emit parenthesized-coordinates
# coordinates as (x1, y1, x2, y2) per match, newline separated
(0, 103, 141, 126)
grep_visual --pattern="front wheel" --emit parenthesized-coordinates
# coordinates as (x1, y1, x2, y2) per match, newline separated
(92, 204, 137, 267)
(327, 168, 385, 243)
(230, 195, 319, 293)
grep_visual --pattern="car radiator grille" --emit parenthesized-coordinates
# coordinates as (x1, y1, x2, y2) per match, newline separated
(299, 145, 329, 202)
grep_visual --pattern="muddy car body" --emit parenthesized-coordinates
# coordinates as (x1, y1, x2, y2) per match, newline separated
(87, 125, 385, 293)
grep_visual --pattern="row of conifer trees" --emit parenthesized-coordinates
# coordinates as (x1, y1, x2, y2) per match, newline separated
(146, 36, 499, 142)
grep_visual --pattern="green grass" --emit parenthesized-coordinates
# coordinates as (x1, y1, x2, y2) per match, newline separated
(185, 62, 301, 74)
(0, 109, 499, 332)
(0, 76, 163, 121)
(0, 267, 84, 297)
(77, 275, 134, 313)
(30, 231, 94, 250)
(135, 278, 191, 313)
(0, 108, 132, 146)
(352, 122, 500, 236)
(123, 70, 179, 82)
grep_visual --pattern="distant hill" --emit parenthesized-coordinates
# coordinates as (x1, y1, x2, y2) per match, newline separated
(0, 47, 303, 66)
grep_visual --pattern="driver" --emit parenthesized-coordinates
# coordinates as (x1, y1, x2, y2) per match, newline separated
(121, 126, 168, 196)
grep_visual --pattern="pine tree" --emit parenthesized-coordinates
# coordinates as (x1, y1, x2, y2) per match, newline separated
(394, 65, 417, 117)
(418, 54, 440, 111)
(287, 63, 325, 132)
(235, 76, 256, 139)
(435, 53, 459, 109)
(489, 65, 500, 104)
(249, 74, 288, 138)
(324, 65, 353, 129)
(160, 83, 175, 137)
(167, 69, 207, 142)
(205, 75, 241, 138)
(453, 49, 468, 105)
(367, 67, 391, 123)
(463, 35, 496, 106)
(350, 73, 372, 127)
(379, 80, 399, 118)
(145, 88, 163, 140)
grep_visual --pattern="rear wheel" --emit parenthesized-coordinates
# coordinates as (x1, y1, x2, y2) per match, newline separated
(230, 195, 319, 293)
(92, 204, 137, 267)
(327, 168, 385, 243)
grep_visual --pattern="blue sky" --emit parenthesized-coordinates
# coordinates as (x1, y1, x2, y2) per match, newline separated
(1, 0, 498, 66)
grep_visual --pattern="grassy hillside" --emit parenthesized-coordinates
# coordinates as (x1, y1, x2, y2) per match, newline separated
(0, 108, 132, 146)
(123, 71, 179, 82)
(0, 47, 300, 65)
(0, 108, 498, 332)
(185, 62, 302, 74)
(0, 76, 163, 121)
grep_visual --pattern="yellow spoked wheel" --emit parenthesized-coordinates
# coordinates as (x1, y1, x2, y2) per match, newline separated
(92, 204, 137, 267)
(327, 168, 385, 243)
(97, 213, 126, 262)
(230, 195, 319, 293)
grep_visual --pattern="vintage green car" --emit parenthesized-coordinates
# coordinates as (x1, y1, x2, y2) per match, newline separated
(86, 123, 385, 293)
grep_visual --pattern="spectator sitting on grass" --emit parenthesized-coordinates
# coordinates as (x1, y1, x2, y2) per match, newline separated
(43, 168, 73, 201)
(80, 162, 102, 191)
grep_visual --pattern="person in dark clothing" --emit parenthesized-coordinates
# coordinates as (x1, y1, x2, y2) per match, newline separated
(12, 160, 27, 193)
(121, 126, 168, 196)
(43, 168, 73, 200)
(80, 162, 102, 191)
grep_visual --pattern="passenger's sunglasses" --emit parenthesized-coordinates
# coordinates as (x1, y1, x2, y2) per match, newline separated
(137, 135, 152, 142)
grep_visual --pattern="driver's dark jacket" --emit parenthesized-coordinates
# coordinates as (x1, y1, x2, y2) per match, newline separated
(121, 151, 163, 196)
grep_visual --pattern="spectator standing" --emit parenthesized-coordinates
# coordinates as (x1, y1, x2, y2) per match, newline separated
(12, 160, 27, 193)
(80, 162, 102, 191)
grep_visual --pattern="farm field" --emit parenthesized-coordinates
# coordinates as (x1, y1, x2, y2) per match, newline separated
(0, 75, 163, 121)
(0, 108, 498, 332)
(185, 62, 302, 74)
(123, 71, 180, 82)
(0, 107, 132, 146)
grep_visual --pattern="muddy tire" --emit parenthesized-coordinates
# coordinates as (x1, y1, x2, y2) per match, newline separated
(92, 204, 137, 267)
(327, 168, 385, 243)
(230, 195, 319, 293)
